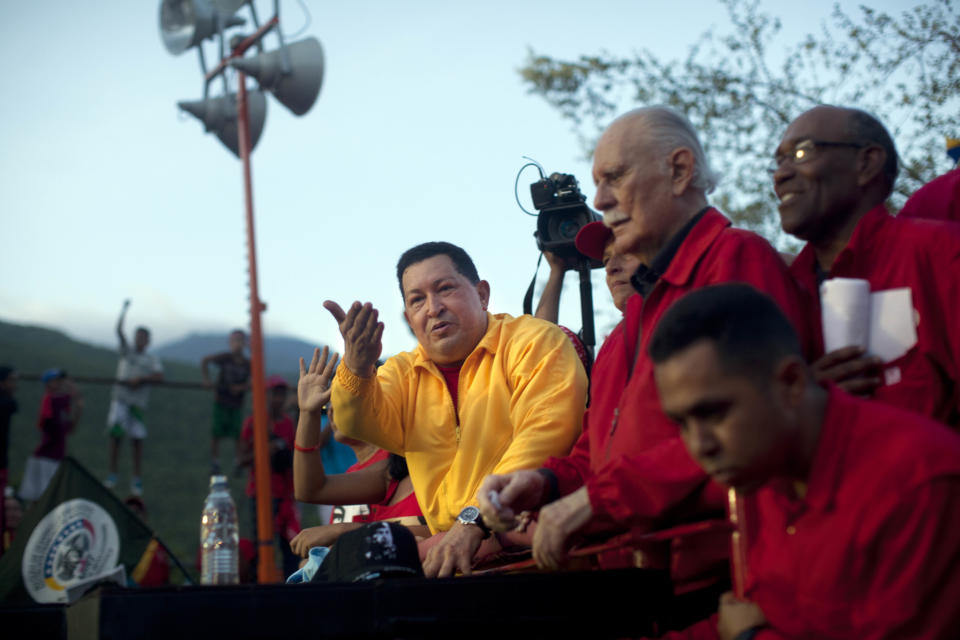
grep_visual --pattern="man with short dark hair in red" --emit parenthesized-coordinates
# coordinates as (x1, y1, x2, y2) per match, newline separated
(650, 283, 960, 639)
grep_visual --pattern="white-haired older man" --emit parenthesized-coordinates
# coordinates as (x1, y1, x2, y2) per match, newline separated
(479, 107, 813, 587)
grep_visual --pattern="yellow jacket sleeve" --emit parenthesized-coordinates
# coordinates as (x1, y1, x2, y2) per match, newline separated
(486, 320, 587, 484)
(330, 356, 410, 455)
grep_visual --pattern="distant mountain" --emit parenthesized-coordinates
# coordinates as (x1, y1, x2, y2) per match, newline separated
(155, 332, 324, 375)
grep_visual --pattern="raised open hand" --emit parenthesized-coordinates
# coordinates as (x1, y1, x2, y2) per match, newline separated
(298, 346, 340, 414)
(323, 300, 383, 377)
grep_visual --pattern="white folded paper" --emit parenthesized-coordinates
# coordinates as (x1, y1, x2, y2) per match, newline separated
(821, 278, 870, 353)
(820, 278, 917, 363)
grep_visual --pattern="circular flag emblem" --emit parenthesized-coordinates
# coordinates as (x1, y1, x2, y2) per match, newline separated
(21, 499, 120, 603)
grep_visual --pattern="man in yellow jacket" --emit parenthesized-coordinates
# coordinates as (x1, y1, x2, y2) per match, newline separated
(320, 241, 587, 578)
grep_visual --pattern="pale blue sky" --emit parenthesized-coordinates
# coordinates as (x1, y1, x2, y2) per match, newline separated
(0, 1, 921, 363)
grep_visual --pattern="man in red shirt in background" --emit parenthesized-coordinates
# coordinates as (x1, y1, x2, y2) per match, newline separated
(773, 106, 960, 426)
(479, 107, 812, 586)
(19, 369, 83, 502)
(898, 137, 959, 223)
(237, 375, 299, 577)
(650, 283, 960, 639)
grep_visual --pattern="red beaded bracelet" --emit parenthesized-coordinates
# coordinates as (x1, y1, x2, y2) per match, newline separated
(294, 442, 319, 453)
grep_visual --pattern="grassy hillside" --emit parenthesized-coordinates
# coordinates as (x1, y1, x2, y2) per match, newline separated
(0, 320, 320, 582)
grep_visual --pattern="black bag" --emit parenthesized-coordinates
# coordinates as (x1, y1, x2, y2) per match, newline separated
(311, 522, 424, 583)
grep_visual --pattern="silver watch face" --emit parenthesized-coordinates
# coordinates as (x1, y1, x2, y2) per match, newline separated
(458, 506, 480, 523)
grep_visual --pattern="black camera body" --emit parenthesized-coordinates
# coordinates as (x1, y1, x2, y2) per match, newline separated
(531, 172, 602, 265)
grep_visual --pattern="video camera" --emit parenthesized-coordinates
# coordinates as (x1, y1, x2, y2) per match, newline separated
(530, 172, 602, 264)
(518, 164, 601, 357)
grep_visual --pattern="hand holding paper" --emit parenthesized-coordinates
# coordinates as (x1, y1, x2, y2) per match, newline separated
(818, 278, 918, 395)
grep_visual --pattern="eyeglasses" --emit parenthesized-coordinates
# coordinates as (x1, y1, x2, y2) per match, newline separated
(768, 139, 865, 174)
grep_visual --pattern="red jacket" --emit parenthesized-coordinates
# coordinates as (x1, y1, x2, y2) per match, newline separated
(662, 388, 960, 639)
(898, 167, 960, 223)
(543, 209, 813, 533)
(790, 204, 960, 426)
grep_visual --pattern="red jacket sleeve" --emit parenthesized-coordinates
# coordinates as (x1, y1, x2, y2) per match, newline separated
(930, 230, 960, 418)
(854, 477, 960, 639)
(584, 436, 713, 528)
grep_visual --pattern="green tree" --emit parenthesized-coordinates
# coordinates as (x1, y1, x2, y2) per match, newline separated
(519, 0, 959, 244)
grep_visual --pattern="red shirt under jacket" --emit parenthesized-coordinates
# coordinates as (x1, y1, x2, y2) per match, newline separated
(790, 204, 960, 426)
(663, 388, 960, 639)
(543, 209, 813, 532)
(898, 167, 960, 223)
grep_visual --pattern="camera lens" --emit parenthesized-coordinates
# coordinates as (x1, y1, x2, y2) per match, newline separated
(557, 218, 580, 239)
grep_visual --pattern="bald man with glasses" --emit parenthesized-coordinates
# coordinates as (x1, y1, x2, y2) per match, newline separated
(772, 105, 960, 427)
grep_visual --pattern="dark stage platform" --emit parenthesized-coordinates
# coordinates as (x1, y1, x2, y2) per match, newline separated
(2, 567, 723, 639)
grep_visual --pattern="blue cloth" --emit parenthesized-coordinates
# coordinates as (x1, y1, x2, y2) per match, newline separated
(286, 546, 329, 583)
(318, 413, 356, 474)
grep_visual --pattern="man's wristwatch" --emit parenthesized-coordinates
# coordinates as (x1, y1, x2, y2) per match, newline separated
(456, 506, 492, 539)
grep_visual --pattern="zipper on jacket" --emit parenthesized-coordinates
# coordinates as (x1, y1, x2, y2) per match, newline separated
(604, 407, 619, 461)
(441, 368, 461, 445)
(628, 284, 656, 377)
(427, 360, 462, 445)
(445, 389, 461, 445)
(615, 281, 662, 460)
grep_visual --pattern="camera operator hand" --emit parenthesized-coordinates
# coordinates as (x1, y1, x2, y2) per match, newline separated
(323, 301, 383, 379)
(543, 250, 580, 273)
(535, 251, 580, 324)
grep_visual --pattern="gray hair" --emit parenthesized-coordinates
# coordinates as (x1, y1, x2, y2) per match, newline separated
(623, 106, 720, 194)
(845, 108, 898, 198)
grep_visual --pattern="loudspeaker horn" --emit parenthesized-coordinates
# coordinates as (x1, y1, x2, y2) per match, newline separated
(229, 37, 324, 116)
(210, 0, 247, 13)
(160, 0, 245, 56)
(177, 90, 267, 157)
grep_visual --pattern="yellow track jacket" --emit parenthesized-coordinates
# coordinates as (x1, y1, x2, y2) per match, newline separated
(332, 312, 587, 533)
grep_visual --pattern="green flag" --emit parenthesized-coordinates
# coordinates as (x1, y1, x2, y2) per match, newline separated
(0, 457, 182, 604)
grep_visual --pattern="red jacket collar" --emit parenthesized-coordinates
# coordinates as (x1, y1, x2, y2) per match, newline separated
(791, 203, 892, 278)
(770, 386, 851, 513)
(659, 207, 731, 287)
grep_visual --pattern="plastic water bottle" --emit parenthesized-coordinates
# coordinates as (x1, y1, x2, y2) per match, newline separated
(200, 475, 239, 585)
